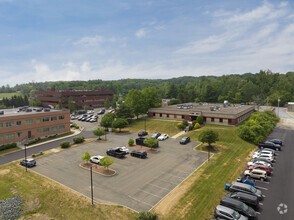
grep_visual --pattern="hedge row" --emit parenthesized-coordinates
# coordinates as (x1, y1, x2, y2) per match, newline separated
(0, 142, 17, 151)
(238, 110, 279, 144)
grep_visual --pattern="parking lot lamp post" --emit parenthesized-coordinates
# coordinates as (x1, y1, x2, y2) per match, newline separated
(278, 98, 280, 118)
(208, 146, 210, 162)
(105, 132, 107, 141)
(24, 143, 27, 172)
(145, 119, 146, 132)
(90, 166, 94, 207)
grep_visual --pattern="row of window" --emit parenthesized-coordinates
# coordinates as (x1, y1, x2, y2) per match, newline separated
(0, 115, 65, 128)
(0, 125, 66, 141)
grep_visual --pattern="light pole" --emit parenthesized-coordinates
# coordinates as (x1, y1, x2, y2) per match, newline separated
(145, 119, 147, 132)
(105, 131, 107, 141)
(208, 145, 210, 162)
(24, 143, 27, 172)
(90, 166, 94, 207)
(278, 98, 280, 118)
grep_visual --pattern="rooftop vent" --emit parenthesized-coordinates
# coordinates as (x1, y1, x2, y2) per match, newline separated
(0, 110, 4, 115)
(210, 106, 216, 111)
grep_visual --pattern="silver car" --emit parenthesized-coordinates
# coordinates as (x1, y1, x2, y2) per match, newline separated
(214, 205, 248, 220)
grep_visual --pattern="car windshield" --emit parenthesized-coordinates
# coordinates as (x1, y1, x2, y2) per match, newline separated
(232, 211, 241, 219)
(250, 186, 257, 193)
(241, 203, 249, 212)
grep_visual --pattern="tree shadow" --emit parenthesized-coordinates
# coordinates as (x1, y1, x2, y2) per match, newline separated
(203, 145, 218, 153)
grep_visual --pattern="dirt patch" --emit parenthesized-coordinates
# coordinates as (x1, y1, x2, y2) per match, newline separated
(22, 197, 41, 213)
(128, 145, 159, 152)
(80, 163, 116, 176)
(20, 213, 52, 220)
(0, 169, 10, 175)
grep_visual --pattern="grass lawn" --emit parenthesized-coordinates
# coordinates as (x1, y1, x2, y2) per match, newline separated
(155, 124, 256, 220)
(124, 118, 180, 136)
(0, 162, 136, 219)
(0, 147, 22, 156)
(0, 92, 22, 98)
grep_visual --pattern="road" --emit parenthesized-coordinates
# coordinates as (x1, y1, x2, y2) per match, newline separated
(258, 108, 294, 219)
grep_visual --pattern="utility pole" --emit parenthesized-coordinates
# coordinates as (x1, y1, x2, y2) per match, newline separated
(278, 98, 280, 118)
(145, 119, 147, 132)
(90, 166, 94, 207)
(24, 144, 27, 172)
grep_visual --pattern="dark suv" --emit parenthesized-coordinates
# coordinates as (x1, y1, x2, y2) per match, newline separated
(258, 141, 281, 151)
(230, 182, 262, 201)
(180, 136, 190, 144)
(138, 131, 148, 137)
(20, 158, 36, 168)
(130, 150, 147, 159)
(225, 192, 259, 208)
(220, 197, 256, 219)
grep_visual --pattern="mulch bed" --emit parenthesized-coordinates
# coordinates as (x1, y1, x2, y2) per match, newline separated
(80, 163, 116, 176)
(128, 145, 159, 152)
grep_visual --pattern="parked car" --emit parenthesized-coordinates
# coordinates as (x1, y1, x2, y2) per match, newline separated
(151, 133, 161, 139)
(87, 110, 94, 114)
(70, 122, 74, 128)
(214, 205, 248, 220)
(106, 148, 127, 158)
(255, 154, 274, 163)
(20, 158, 36, 168)
(244, 169, 267, 181)
(247, 160, 272, 169)
(254, 148, 276, 156)
(248, 165, 271, 175)
(249, 158, 273, 166)
(230, 182, 262, 200)
(220, 197, 256, 219)
(252, 151, 274, 158)
(268, 139, 283, 146)
(130, 150, 147, 159)
(236, 176, 256, 187)
(180, 136, 190, 144)
(97, 109, 105, 115)
(158, 134, 168, 141)
(119, 146, 130, 154)
(138, 131, 148, 137)
(258, 141, 281, 151)
(90, 155, 104, 164)
(225, 192, 259, 208)
(90, 117, 98, 122)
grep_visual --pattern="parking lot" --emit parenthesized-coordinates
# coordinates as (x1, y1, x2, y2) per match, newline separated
(31, 131, 207, 212)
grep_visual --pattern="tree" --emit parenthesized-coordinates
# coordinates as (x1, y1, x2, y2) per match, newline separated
(68, 97, 77, 113)
(125, 89, 148, 118)
(100, 113, 115, 129)
(168, 98, 180, 105)
(144, 138, 158, 149)
(112, 118, 128, 132)
(104, 98, 111, 109)
(115, 102, 135, 119)
(99, 156, 114, 169)
(81, 151, 91, 163)
(197, 115, 204, 124)
(142, 87, 161, 108)
(93, 128, 106, 140)
(198, 129, 219, 147)
(55, 101, 63, 109)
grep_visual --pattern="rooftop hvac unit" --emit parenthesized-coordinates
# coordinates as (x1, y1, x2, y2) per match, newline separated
(0, 110, 4, 115)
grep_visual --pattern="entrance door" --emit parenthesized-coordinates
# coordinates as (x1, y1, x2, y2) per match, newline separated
(28, 131, 31, 139)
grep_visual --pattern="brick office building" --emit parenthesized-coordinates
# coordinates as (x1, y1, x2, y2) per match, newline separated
(0, 108, 70, 145)
(35, 88, 114, 108)
(148, 103, 255, 126)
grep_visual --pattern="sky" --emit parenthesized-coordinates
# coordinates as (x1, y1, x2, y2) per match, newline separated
(0, 0, 294, 86)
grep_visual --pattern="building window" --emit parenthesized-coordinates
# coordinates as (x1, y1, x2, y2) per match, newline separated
(153, 113, 155, 116)
(25, 120, 33, 125)
(59, 115, 65, 120)
(0, 123, 3, 128)
(43, 117, 49, 122)
(6, 122, 14, 127)
(6, 133, 15, 139)
(43, 127, 50, 132)
(36, 119, 41, 123)
(182, 115, 184, 119)
(59, 125, 65, 130)
(16, 121, 22, 126)
(167, 114, 169, 118)
(203, 117, 206, 122)
(0, 135, 3, 140)
(211, 118, 214, 122)
(17, 132, 22, 138)
(160, 113, 162, 117)
(51, 126, 57, 131)
(228, 119, 232, 124)
(37, 129, 41, 134)
(219, 118, 223, 123)
(51, 116, 57, 121)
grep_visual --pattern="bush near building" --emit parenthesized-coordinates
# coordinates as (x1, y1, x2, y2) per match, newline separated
(238, 110, 278, 144)
(0, 143, 17, 151)
(197, 115, 204, 124)
(177, 123, 186, 130)
(194, 123, 201, 129)
(73, 136, 85, 144)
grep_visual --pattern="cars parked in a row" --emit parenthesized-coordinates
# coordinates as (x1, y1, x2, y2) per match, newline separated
(138, 131, 169, 141)
(72, 114, 98, 122)
(214, 138, 283, 219)
(100, 146, 148, 160)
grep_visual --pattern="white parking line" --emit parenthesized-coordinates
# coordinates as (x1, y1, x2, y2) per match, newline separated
(128, 195, 153, 207)
(173, 169, 191, 174)
(262, 195, 266, 198)
(255, 180, 269, 184)
(157, 179, 178, 185)
(267, 176, 272, 178)
(256, 211, 261, 215)
(259, 202, 263, 206)
(148, 183, 170, 191)
(256, 186, 268, 190)
(166, 173, 184, 179)
(141, 190, 162, 198)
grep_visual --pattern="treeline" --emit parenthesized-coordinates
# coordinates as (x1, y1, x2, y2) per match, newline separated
(2, 95, 29, 107)
(3, 70, 294, 106)
(238, 111, 279, 144)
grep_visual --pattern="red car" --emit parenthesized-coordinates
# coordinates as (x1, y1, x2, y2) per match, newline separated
(248, 165, 271, 175)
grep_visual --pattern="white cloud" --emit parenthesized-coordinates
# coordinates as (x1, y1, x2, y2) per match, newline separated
(74, 35, 104, 47)
(135, 28, 147, 38)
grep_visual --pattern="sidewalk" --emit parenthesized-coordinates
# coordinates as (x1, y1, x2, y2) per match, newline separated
(171, 130, 186, 139)
(18, 128, 83, 149)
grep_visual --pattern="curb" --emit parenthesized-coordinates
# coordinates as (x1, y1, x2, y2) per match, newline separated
(79, 163, 117, 177)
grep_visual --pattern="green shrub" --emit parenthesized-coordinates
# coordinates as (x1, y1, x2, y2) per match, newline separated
(177, 123, 185, 130)
(28, 139, 38, 146)
(136, 211, 157, 220)
(0, 142, 17, 151)
(39, 151, 44, 155)
(194, 123, 201, 129)
(128, 138, 135, 146)
(192, 120, 197, 126)
(32, 154, 36, 157)
(74, 124, 79, 129)
(73, 136, 85, 144)
(238, 110, 278, 144)
(60, 141, 70, 148)
(189, 125, 194, 131)
(182, 120, 189, 126)
(197, 115, 204, 124)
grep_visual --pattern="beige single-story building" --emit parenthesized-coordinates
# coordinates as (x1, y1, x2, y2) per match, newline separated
(287, 102, 294, 112)
(148, 103, 255, 126)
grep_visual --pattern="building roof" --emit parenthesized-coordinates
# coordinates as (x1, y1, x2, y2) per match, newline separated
(0, 108, 68, 118)
(149, 102, 254, 118)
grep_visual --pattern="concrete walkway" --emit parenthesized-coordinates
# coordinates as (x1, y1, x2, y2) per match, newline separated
(171, 130, 186, 139)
